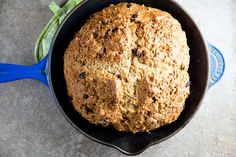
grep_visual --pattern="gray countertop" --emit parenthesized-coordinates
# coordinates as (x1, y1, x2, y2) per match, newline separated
(0, 0, 235, 156)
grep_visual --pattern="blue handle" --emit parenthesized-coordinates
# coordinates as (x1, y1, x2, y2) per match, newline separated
(208, 43, 225, 88)
(0, 56, 48, 86)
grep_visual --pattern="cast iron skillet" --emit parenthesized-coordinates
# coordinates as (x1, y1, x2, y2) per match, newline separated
(0, 0, 225, 155)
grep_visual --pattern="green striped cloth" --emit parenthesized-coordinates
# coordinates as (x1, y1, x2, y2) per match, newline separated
(34, 0, 83, 62)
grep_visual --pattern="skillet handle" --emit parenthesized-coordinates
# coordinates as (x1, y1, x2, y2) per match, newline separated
(208, 43, 225, 88)
(0, 56, 48, 86)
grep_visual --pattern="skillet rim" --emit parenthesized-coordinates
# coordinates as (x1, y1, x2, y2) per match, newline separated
(47, 0, 210, 155)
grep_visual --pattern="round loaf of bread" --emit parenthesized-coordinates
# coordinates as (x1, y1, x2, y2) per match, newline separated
(64, 3, 190, 133)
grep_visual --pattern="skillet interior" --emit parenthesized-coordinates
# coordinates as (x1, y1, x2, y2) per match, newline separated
(48, 0, 209, 155)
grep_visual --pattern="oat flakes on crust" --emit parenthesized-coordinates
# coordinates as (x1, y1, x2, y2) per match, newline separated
(64, 3, 190, 133)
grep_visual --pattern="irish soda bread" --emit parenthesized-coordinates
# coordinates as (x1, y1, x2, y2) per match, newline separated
(64, 3, 190, 133)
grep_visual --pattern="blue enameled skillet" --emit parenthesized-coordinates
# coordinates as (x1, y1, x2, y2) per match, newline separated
(0, 0, 225, 155)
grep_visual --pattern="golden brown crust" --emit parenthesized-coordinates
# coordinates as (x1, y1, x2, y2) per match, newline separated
(64, 3, 190, 133)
